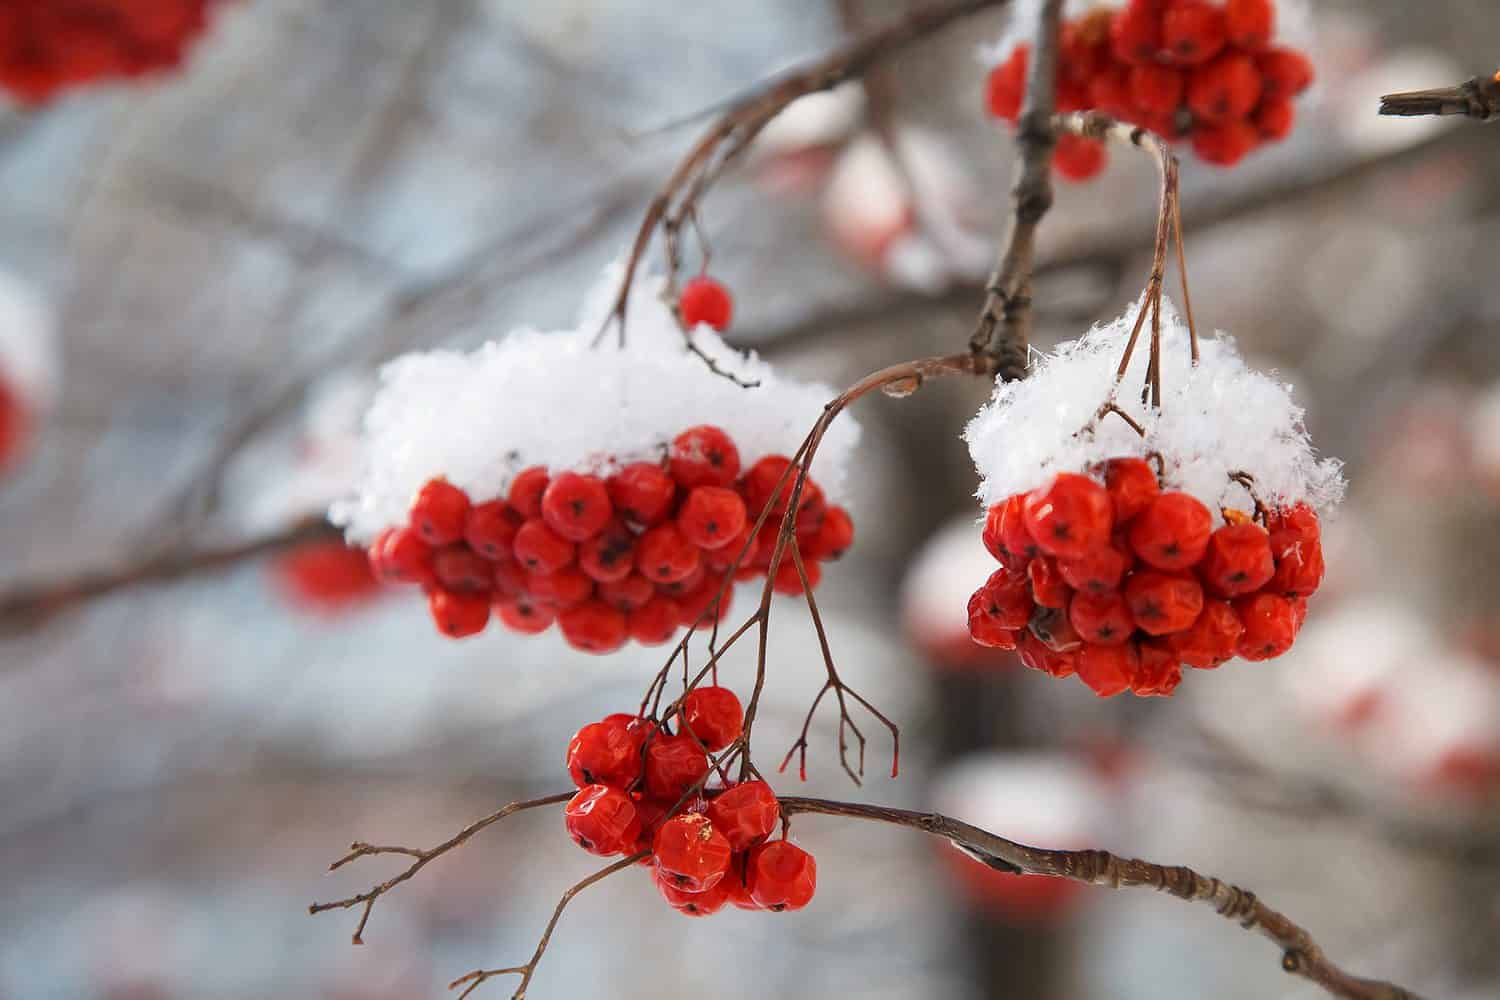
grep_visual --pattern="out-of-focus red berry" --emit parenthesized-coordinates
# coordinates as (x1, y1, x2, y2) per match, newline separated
(679, 276, 734, 331)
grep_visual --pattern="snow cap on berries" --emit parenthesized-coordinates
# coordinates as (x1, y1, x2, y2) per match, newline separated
(965, 295, 1344, 517)
(333, 260, 860, 543)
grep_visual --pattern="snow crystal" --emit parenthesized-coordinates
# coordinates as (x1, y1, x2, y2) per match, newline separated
(964, 295, 1345, 517)
(333, 261, 861, 544)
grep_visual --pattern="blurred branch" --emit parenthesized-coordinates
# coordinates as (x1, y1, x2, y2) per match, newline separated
(780, 796, 1427, 1000)
(1381, 71, 1500, 121)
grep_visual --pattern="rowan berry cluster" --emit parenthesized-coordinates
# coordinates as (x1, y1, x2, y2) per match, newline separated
(364, 425, 853, 651)
(985, 0, 1315, 179)
(0, 0, 217, 104)
(564, 694, 817, 916)
(969, 458, 1324, 696)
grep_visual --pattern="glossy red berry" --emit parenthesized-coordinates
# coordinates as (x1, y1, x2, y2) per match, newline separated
(1234, 592, 1300, 660)
(742, 455, 811, 520)
(557, 599, 628, 654)
(494, 595, 556, 634)
(1128, 492, 1212, 570)
(508, 466, 550, 519)
(1162, 0, 1227, 65)
(409, 479, 471, 545)
(274, 542, 381, 611)
(432, 546, 495, 592)
(428, 588, 489, 638)
(705, 781, 780, 851)
(1201, 523, 1275, 596)
(1267, 504, 1323, 596)
(1225, 0, 1275, 50)
(655, 868, 733, 916)
(1017, 630, 1078, 678)
(1254, 97, 1296, 140)
(654, 812, 733, 892)
(984, 44, 1028, 121)
(606, 462, 677, 528)
(772, 556, 821, 596)
(541, 472, 613, 542)
(463, 500, 521, 560)
(1124, 570, 1204, 635)
(567, 716, 646, 789)
(746, 840, 817, 912)
(1023, 473, 1114, 559)
(806, 506, 853, 560)
(577, 518, 636, 584)
(644, 732, 710, 802)
(977, 567, 1035, 629)
(1104, 458, 1160, 523)
(599, 572, 655, 612)
(1192, 119, 1260, 167)
(681, 686, 743, 752)
(1188, 52, 1262, 122)
(1111, 0, 1163, 66)
(677, 486, 748, 551)
(670, 425, 741, 490)
(1166, 599, 1243, 668)
(967, 590, 1020, 650)
(513, 518, 576, 575)
(1069, 590, 1135, 646)
(1130, 62, 1185, 115)
(565, 784, 641, 856)
(1054, 133, 1108, 182)
(1058, 541, 1129, 595)
(526, 566, 594, 608)
(1076, 641, 1138, 698)
(637, 522, 702, 584)
(370, 527, 434, 585)
(627, 595, 682, 645)
(1132, 641, 1183, 697)
(1027, 556, 1071, 609)
(680, 276, 734, 331)
(1256, 48, 1313, 100)
(984, 493, 1040, 565)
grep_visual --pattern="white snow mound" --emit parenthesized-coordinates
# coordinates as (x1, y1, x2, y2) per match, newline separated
(965, 295, 1344, 517)
(333, 262, 860, 544)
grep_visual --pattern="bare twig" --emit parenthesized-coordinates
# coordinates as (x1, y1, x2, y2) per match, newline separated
(1381, 71, 1500, 122)
(308, 791, 573, 945)
(779, 796, 1428, 1000)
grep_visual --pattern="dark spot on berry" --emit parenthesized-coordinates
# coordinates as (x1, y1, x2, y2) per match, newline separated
(570, 499, 586, 516)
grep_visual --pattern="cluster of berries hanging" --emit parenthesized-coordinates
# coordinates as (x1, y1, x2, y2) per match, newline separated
(985, 0, 1315, 179)
(365, 426, 852, 652)
(969, 460, 1325, 697)
(0, 0, 221, 105)
(564, 695, 817, 916)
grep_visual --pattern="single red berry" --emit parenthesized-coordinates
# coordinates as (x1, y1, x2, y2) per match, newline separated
(1090, 63, 1136, 118)
(606, 462, 677, 528)
(628, 595, 682, 645)
(675, 574, 733, 629)
(1254, 96, 1296, 140)
(1225, 0, 1275, 50)
(526, 566, 594, 608)
(679, 276, 734, 331)
(508, 466, 550, 519)
(1162, 0, 1227, 65)
(677, 486, 748, 551)
(565, 784, 642, 856)
(274, 541, 381, 611)
(985, 493, 1040, 566)
(1234, 591, 1300, 660)
(1267, 503, 1321, 546)
(1130, 62, 1186, 115)
(705, 780, 779, 851)
(1023, 473, 1114, 559)
(1188, 52, 1262, 122)
(1269, 537, 1324, 597)
(1128, 492, 1212, 570)
(1131, 640, 1183, 697)
(644, 732, 710, 802)
(541, 472, 613, 542)
(1191, 118, 1260, 167)
(658, 562, 706, 598)
(492, 559, 529, 596)
(705, 520, 759, 572)
(1027, 556, 1072, 609)
(432, 546, 495, 592)
(1028, 604, 1084, 654)
(637, 522, 702, 584)
(1076, 641, 1138, 697)
(409, 478, 471, 545)
(578, 518, 636, 583)
(967, 589, 1020, 650)
(1124, 570, 1204, 635)
(1256, 48, 1314, 100)
(599, 572, 655, 612)
(742, 454, 817, 520)
(1110, 0, 1164, 66)
(463, 500, 521, 560)
(513, 518, 576, 575)
(494, 595, 555, 634)
(772, 556, 822, 596)
(1053, 133, 1109, 182)
(1201, 523, 1275, 597)
(1058, 540, 1130, 595)
(654, 812, 733, 892)
(1104, 458, 1161, 523)
(567, 716, 646, 789)
(655, 867, 733, 916)
(1069, 590, 1135, 646)
(370, 527, 434, 586)
(1166, 599, 1243, 668)
(984, 44, 1028, 121)
(670, 425, 741, 490)
(557, 599, 628, 654)
(681, 686, 743, 752)
(806, 505, 853, 561)
(746, 840, 817, 912)
(977, 567, 1035, 629)
(1017, 630, 1078, 678)
(428, 588, 489, 638)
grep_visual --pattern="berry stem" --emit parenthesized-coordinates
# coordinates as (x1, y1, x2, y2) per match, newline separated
(1379, 72, 1500, 122)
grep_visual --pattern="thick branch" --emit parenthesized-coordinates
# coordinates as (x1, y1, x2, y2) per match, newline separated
(780, 796, 1426, 1000)
(1381, 71, 1500, 122)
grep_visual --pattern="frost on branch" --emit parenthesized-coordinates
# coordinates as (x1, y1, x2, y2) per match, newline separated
(332, 262, 861, 546)
(965, 296, 1344, 518)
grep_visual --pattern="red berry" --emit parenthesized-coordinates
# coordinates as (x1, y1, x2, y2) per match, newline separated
(677, 486, 748, 551)
(541, 472, 613, 542)
(1058, 541, 1129, 594)
(508, 466, 550, 519)
(644, 732, 710, 802)
(599, 572, 655, 612)
(1090, 63, 1136, 118)
(976, 567, 1035, 629)
(1188, 52, 1262, 122)
(676, 574, 734, 629)
(681, 686, 743, 752)
(606, 462, 677, 528)
(1104, 458, 1160, 523)
(1028, 604, 1084, 654)
(1023, 473, 1114, 559)
(630, 799, 669, 859)
(463, 500, 521, 560)
(409, 478, 471, 545)
(432, 546, 495, 592)
(967, 589, 1020, 650)
(567, 716, 645, 789)
(724, 853, 760, 910)
(513, 518, 576, 575)
(1130, 62, 1185, 115)
(1110, 0, 1163, 66)
(1069, 590, 1135, 645)
(1060, 10, 1113, 83)
(1201, 523, 1275, 597)
(984, 45, 1028, 121)
(772, 556, 822, 596)
(1017, 630, 1078, 678)
(1166, 599, 1243, 668)
(1256, 48, 1314, 101)
(679, 276, 734, 331)
(742, 454, 816, 520)
(1027, 556, 1072, 609)
(654, 812, 733, 892)
(705, 781, 779, 851)
(1124, 570, 1204, 635)
(494, 595, 555, 634)
(1128, 492, 1212, 570)
(1076, 641, 1138, 697)
(1234, 592, 1300, 660)
(1191, 118, 1260, 167)
(491, 559, 529, 596)
(670, 426, 741, 490)
(274, 542, 381, 611)
(565, 784, 641, 856)
(557, 599, 628, 654)
(578, 518, 636, 583)
(1269, 537, 1324, 597)
(370, 527, 433, 585)
(526, 566, 594, 608)
(746, 840, 817, 912)
(1162, 0, 1227, 65)
(655, 868, 732, 916)
(1053, 133, 1109, 182)
(806, 505, 853, 561)
(428, 588, 489, 638)
(637, 522, 702, 584)
(1226, 0, 1276, 51)
(985, 493, 1040, 566)
(1131, 641, 1183, 697)
(628, 595, 683, 645)
(1254, 96, 1296, 140)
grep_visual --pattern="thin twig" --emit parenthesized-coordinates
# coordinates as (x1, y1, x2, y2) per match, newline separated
(1380, 71, 1500, 122)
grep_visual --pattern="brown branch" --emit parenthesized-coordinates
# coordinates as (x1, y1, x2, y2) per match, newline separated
(779, 796, 1428, 1000)
(1381, 71, 1500, 122)
(308, 791, 574, 946)
(968, 0, 1063, 379)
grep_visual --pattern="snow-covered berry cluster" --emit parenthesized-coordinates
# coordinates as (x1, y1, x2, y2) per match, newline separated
(985, 0, 1315, 178)
(564, 698, 817, 916)
(0, 0, 221, 105)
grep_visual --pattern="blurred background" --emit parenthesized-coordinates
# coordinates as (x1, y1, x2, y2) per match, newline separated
(1, 0, 1498, 997)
